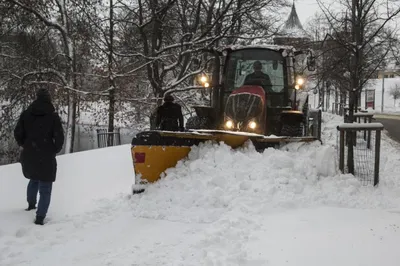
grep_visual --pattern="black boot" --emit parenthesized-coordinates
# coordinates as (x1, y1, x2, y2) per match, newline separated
(34, 216, 45, 225)
(25, 204, 36, 211)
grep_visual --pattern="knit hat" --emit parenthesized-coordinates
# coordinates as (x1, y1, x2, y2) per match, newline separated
(164, 94, 174, 102)
(36, 88, 51, 101)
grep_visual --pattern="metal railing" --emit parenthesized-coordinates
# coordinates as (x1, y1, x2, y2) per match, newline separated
(96, 128, 121, 148)
(337, 123, 384, 186)
(307, 108, 322, 140)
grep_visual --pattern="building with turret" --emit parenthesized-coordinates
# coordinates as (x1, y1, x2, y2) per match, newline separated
(274, 2, 311, 49)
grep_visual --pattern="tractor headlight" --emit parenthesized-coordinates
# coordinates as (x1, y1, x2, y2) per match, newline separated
(200, 75, 208, 83)
(248, 121, 257, 129)
(199, 74, 209, 87)
(296, 76, 305, 86)
(225, 120, 234, 129)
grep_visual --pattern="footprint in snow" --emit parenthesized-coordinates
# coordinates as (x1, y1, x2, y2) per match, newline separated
(15, 228, 28, 238)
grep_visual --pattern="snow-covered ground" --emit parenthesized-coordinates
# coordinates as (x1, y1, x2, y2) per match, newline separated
(1, 113, 400, 265)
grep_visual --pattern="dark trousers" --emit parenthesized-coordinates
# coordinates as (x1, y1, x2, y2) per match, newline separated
(27, 180, 53, 218)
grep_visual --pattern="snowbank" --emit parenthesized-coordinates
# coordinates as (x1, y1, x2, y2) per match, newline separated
(1, 113, 400, 265)
(130, 136, 400, 226)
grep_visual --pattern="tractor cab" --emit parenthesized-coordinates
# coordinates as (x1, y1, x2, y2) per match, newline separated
(223, 47, 290, 107)
(222, 47, 292, 135)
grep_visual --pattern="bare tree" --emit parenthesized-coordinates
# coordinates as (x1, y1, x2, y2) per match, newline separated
(317, 0, 400, 174)
(0, 1, 63, 161)
(3, 0, 132, 152)
(118, 0, 286, 104)
(390, 84, 400, 106)
(5, 0, 81, 153)
(305, 12, 333, 42)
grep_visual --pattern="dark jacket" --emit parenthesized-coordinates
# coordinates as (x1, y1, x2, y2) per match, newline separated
(155, 102, 184, 131)
(244, 71, 273, 92)
(14, 98, 64, 182)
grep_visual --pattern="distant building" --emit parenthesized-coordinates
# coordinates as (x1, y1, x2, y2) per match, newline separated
(273, 2, 311, 49)
(376, 60, 400, 79)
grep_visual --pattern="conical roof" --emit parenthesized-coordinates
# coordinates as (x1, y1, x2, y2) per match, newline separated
(278, 2, 310, 39)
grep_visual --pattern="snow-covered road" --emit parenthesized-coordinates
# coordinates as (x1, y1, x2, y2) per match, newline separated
(1, 113, 400, 265)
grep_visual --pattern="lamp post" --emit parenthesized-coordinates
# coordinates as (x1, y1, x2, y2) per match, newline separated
(294, 85, 300, 109)
(381, 75, 385, 113)
(294, 77, 304, 110)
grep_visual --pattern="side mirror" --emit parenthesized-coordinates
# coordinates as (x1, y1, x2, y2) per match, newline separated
(307, 55, 316, 71)
(192, 57, 201, 69)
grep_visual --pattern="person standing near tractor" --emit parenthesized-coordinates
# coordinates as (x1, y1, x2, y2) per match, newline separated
(155, 94, 184, 131)
(14, 88, 64, 225)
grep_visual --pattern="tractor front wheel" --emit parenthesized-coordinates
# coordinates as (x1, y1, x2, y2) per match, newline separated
(186, 116, 212, 129)
(280, 123, 303, 137)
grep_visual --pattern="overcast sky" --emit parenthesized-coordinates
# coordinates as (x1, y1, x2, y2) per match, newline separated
(295, 0, 320, 25)
(292, 0, 400, 28)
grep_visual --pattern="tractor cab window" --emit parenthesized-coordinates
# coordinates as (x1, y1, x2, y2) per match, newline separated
(225, 49, 285, 95)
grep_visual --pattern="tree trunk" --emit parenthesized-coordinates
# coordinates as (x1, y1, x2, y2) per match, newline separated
(335, 87, 339, 114)
(326, 85, 330, 111)
(320, 84, 325, 111)
(64, 44, 77, 154)
(347, 90, 356, 174)
(107, 89, 115, 146)
(136, 106, 141, 122)
(347, 0, 360, 175)
(64, 90, 76, 153)
(107, 110, 116, 146)
(63, 0, 77, 154)
(107, 0, 115, 146)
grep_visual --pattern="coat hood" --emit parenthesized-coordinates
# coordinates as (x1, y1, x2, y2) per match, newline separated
(28, 99, 55, 116)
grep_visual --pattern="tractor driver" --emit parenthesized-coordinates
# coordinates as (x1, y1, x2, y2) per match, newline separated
(155, 94, 184, 131)
(244, 60, 273, 93)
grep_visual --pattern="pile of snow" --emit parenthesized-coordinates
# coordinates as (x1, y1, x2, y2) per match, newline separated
(1, 113, 400, 265)
(132, 140, 397, 224)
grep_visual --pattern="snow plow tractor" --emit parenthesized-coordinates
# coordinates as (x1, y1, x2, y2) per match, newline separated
(131, 45, 322, 192)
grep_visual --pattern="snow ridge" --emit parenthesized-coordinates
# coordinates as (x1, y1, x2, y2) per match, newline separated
(129, 139, 399, 226)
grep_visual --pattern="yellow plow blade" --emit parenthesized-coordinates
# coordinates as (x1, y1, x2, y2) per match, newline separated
(131, 130, 318, 184)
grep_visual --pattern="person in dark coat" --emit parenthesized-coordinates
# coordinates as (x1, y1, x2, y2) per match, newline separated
(155, 94, 184, 131)
(14, 88, 64, 225)
(244, 60, 273, 92)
